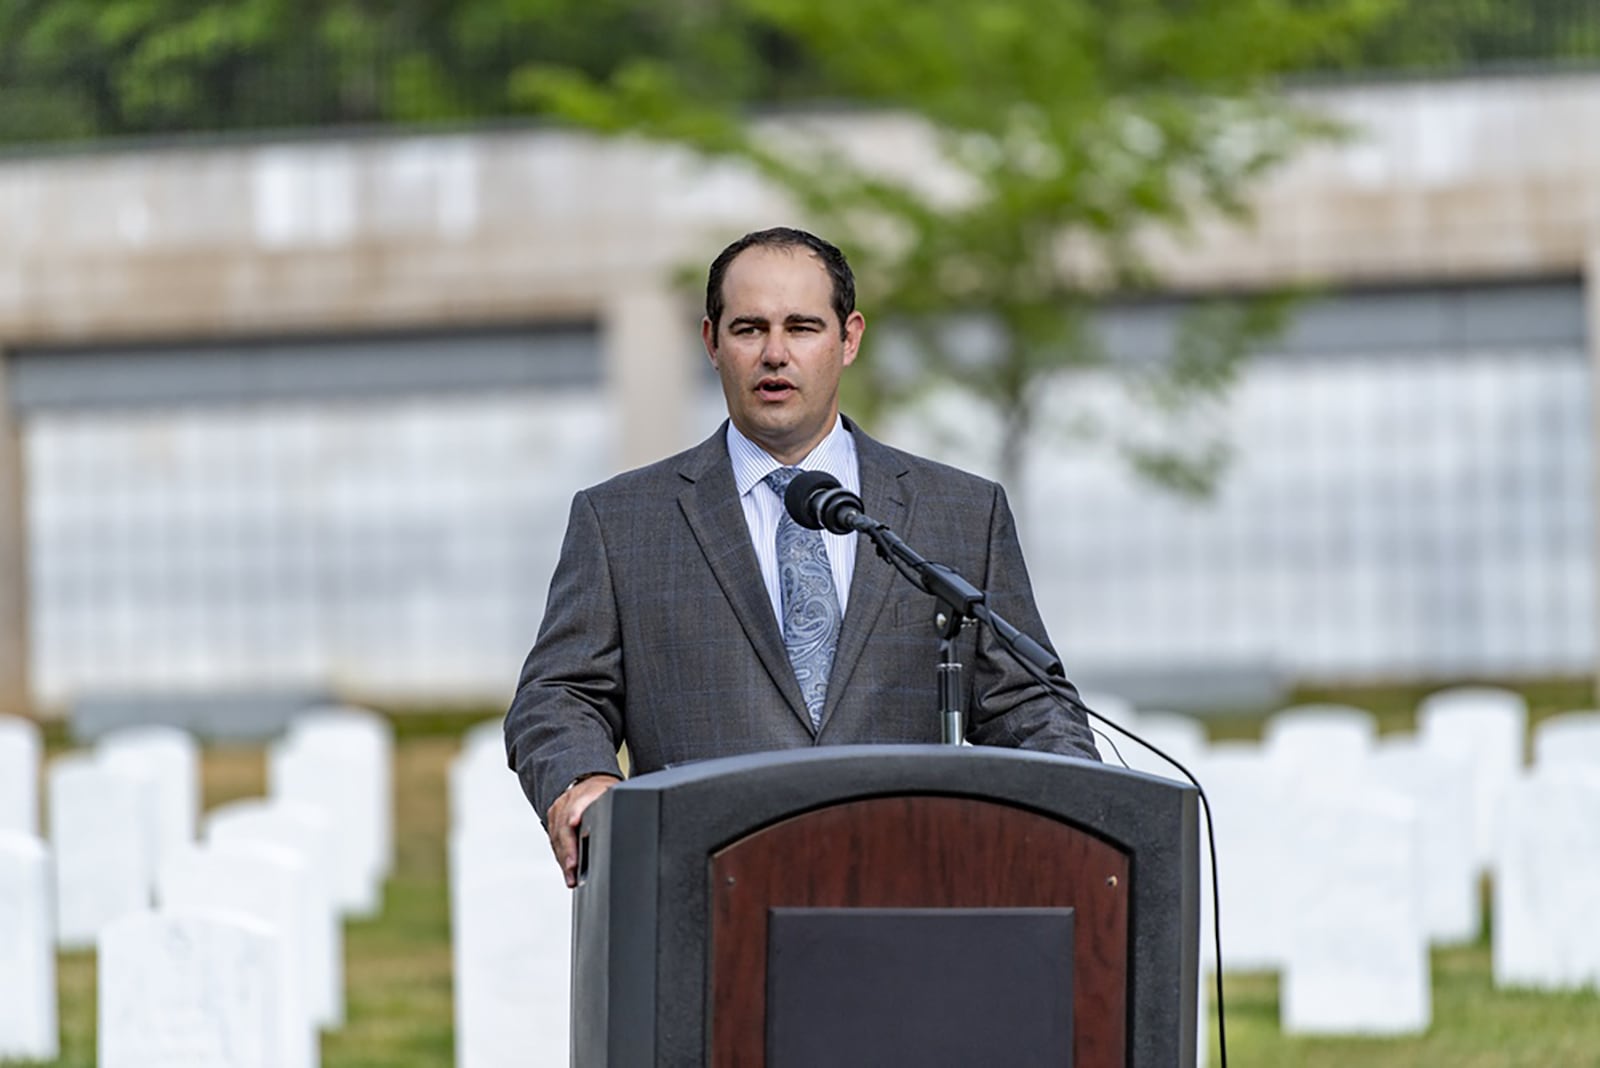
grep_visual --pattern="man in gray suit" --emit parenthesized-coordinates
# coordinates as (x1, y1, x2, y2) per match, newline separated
(507, 227, 1099, 885)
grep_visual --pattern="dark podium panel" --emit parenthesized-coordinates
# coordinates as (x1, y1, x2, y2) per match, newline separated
(572, 746, 1199, 1067)
(765, 907, 1076, 1067)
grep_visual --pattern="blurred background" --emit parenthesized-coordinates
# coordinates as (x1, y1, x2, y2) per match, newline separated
(1, 0, 1596, 718)
(4, 1, 1600, 1064)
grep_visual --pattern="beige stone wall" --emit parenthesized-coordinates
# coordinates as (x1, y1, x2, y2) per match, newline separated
(1168, 74, 1600, 288)
(5, 72, 1599, 371)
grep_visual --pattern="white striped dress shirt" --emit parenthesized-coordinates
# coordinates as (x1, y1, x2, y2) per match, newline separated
(726, 418, 860, 625)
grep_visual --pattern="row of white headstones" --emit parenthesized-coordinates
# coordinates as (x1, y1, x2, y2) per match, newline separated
(1096, 684, 1600, 1044)
(448, 720, 572, 1068)
(12, 687, 1590, 1060)
(0, 708, 394, 1066)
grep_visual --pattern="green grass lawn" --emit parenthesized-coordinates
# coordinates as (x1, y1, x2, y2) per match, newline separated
(13, 682, 1600, 1066)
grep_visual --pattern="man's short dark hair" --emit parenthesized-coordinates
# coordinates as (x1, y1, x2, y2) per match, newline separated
(704, 227, 856, 340)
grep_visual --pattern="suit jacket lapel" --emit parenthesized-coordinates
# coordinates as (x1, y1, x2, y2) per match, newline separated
(822, 421, 911, 723)
(676, 425, 814, 731)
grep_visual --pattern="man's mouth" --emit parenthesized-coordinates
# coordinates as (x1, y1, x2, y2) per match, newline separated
(757, 379, 796, 397)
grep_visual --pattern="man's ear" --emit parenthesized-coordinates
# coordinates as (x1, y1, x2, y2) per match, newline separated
(841, 310, 866, 368)
(701, 317, 719, 367)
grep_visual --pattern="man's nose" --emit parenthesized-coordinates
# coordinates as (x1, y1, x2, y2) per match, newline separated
(761, 332, 790, 365)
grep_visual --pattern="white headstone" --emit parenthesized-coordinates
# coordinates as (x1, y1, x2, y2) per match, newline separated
(1532, 711, 1600, 771)
(97, 725, 200, 871)
(99, 908, 280, 1068)
(0, 715, 42, 835)
(0, 832, 57, 1061)
(1494, 769, 1600, 991)
(460, 718, 504, 759)
(1263, 704, 1377, 782)
(1120, 711, 1207, 781)
(269, 708, 393, 918)
(48, 753, 156, 948)
(450, 846, 570, 1068)
(1281, 788, 1430, 1035)
(1371, 736, 1478, 943)
(158, 843, 318, 1068)
(450, 735, 542, 842)
(1418, 686, 1528, 872)
(1202, 742, 1292, 972)
(207, 799, 344, 1028)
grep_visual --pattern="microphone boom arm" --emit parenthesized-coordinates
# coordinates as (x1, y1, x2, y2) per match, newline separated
(856, 517, 1063, 679)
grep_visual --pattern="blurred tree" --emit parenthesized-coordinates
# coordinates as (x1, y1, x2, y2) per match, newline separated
(1349, 0, 1600, 70)
(516, 0, 1392, 492)
(0, 0, 826, 140)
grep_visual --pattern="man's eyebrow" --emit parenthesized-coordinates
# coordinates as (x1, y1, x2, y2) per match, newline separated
(726, 313, 828, 329)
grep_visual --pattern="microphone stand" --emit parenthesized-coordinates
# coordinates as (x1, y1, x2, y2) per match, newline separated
(934, 604, 965, 746)
(854, 521, 1064, 746)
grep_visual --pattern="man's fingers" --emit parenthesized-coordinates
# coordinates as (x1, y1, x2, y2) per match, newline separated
(550, 819, 579, 887)
(546, 775, 620, 890)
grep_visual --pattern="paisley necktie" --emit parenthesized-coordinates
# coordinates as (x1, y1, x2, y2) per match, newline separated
(763, 466, 842, 729)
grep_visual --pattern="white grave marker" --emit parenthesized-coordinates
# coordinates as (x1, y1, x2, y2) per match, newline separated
(451, 850, 571, 1068)
(1281, 789, 1429, 1035)
(1263, 704, 1376, 783)
(99, 908, 280, 1068)
(1202, 742, 1292, 972)
(1494, 769, 1600, 991)
(0, 831, 57, 1061)
(1120, 711, 1207, 781)
(0, 715, 41, 835)
(49, 754, 155, 948)
(207, 799, 344, 1028)
(1532, 711, 1600, 771)
(270, 708, 393, 917)
(1418, 686, 1527, 872)
(450, 734, 542, 842)
(159, 843, 318, 1068)
(98, 725, 200, 871)
(1371, 736, 1478, 943)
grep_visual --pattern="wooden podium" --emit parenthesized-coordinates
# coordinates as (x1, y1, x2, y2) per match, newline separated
(571, 746, 1199, 1067)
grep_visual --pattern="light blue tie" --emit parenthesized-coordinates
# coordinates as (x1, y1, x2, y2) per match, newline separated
(764, 467, 842, 730)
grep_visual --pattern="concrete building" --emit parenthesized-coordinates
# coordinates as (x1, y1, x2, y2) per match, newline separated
(1, 72, 1596, 713)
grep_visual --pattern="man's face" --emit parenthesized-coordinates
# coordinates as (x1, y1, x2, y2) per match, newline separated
(702, 245, 865, 465)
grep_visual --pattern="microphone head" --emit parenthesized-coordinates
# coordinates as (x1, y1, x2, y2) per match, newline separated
(783, 469, 839, 531)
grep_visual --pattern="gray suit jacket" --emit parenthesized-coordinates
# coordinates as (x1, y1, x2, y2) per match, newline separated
(505, 418, 1099, 820)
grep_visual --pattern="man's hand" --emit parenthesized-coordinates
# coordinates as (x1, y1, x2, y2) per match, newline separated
(547, 774, 622, 888)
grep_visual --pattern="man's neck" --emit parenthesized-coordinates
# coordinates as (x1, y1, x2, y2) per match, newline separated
(733, 417, 847, 468)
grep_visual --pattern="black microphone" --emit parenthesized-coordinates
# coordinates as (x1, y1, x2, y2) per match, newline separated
(782, 470, 871, 534)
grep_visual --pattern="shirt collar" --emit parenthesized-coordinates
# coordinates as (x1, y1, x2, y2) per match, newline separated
(728, 417, 855, 498)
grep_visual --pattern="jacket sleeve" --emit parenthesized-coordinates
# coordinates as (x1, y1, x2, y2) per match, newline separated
(965, 482, 1101, 761)
(504, 490, 627, 824)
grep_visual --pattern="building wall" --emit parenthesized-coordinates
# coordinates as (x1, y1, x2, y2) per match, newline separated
(2, 73, 1598, 706)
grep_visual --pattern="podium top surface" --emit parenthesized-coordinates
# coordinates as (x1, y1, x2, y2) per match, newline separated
(603, 744, 1197, 855)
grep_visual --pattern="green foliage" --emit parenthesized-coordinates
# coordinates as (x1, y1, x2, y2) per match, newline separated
(1350, 0, 1600, 71)
(0, 0, 824, 142)
(521, 0, 1385, 491)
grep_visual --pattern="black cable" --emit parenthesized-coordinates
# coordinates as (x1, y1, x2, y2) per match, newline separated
(1009, 659, 1229, 1068)
(847, 508, 1228, 1061)
(1080, 698, 1228, 1068)
(1091, 724, 1131, 770)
